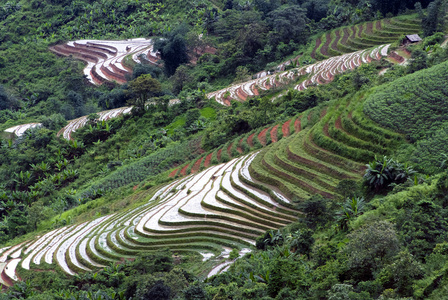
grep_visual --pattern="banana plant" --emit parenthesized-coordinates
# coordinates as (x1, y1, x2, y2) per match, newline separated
(55, 159, 69, 172)
(335, 196, 366, 231)
(13, 170, 32, 188)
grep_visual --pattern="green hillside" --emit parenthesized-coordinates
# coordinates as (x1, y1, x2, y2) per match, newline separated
(365, 60, 448, 140)
(311, 16, 422, 60)
(1, 0, 448, 299)
(364, 60, 448, 173)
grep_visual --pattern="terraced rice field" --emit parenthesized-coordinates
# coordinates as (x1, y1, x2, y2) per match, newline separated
(248, 96, 404, 202)
(6, 39, 394, 140)
(169, 85, 404, 203)
(3, 123, 42, 138)
(1, 78, 406, 284)
(311, 17, 421, 60)
(50, 38, 159, 85)
(0, 153, 300, 284)
(207, 43, 390, 104)
(56, 107, 133, 140)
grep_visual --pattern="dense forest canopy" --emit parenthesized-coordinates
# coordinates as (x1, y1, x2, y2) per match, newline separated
(0, 0, 448, 299)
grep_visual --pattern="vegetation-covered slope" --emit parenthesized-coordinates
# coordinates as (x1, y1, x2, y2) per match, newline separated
(365, 59, 448, 140)
(311, 16, 421, 60)
(364, 59, 448, 173)
(2, 0, 448, 298)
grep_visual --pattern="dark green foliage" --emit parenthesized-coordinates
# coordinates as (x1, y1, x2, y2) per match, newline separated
(344, 221, 400, 281)
(185, 108, 201, 128)
(423, 0, 446, 37)
(132, 63, 162, 80)
(0, 84, 19, 111)
(154, 25, 190, 76)
(411, 125, 448, 174)
(291, 229, 314, 257)
(407, 49, 428, 74)
(128, 74, 162, 110)
(435, 171, 448, 206)
(363, 156, 416, 193)
(423, 32, 445, 48)
(201, 110, 251, 151)
(183, 282, 207, 300)
(372, 0, 431, 16)
(281, 88, 323, 115)
(141, 280, 171, 300)
(266, 5, 308, 45)
(5, 250, 195, 300)
(376, 250, 424, 296)
(73, 119, 114, 145)
(98, 88, 129, 110)
(335, 179, 361, 199)
(335, 197, 366, 231)
(256, 229, 284, 250)
(300, 194, 330, 229)
(397, 200, 448, 261)
(41, 113, 66, 131)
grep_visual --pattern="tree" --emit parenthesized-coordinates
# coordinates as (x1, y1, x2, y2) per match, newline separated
(171, 65, 192, 94)
(344, 221, 400, 281)
(266, 5, 308, 44)
(234, 66, 250, 83)
(415, 2, 424, 19)
(154, 26, 190, 76)
(398, 200, 448, 260)
(27, 201, 48, 231)
(0, 84, 9, 110)
(423, 0, 446, 37)
(235, 22, 268, 58)
(128, 74, 162, 110)
(214, 10, 263, 41)
(407, 49, 428, 74)
(300, 194, 329, 229)
(132, 63, 162, 80)
(288, 229, 314, 257)
(377, 250, 423, 296)
(141, 280, 171, 300)
(6, 207, 28, 238)
(0, 85, 19, 111)
(41, 113, 67, 131)
(335, 197, 366, 231)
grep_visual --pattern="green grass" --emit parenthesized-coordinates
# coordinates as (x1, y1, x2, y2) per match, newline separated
(165, 116, 186, 135)
(249, 147, 311, 201)
(200, 107, 216, 120)
(262, 139, 335, 197)
(275, 136, 341, 187)
(287, 129, 359, 179)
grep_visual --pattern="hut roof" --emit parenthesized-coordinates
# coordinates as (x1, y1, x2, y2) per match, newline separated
(406, 34, 422, 42)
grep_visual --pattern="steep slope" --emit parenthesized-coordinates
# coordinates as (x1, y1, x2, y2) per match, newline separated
(249, 95, 404, 202)
(364, 60, 448, 173)
(50, 39, 160, 85)
(50, 43, 390, 140)
(0, 153, 299, 283)
(311, 17, 421, 60)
